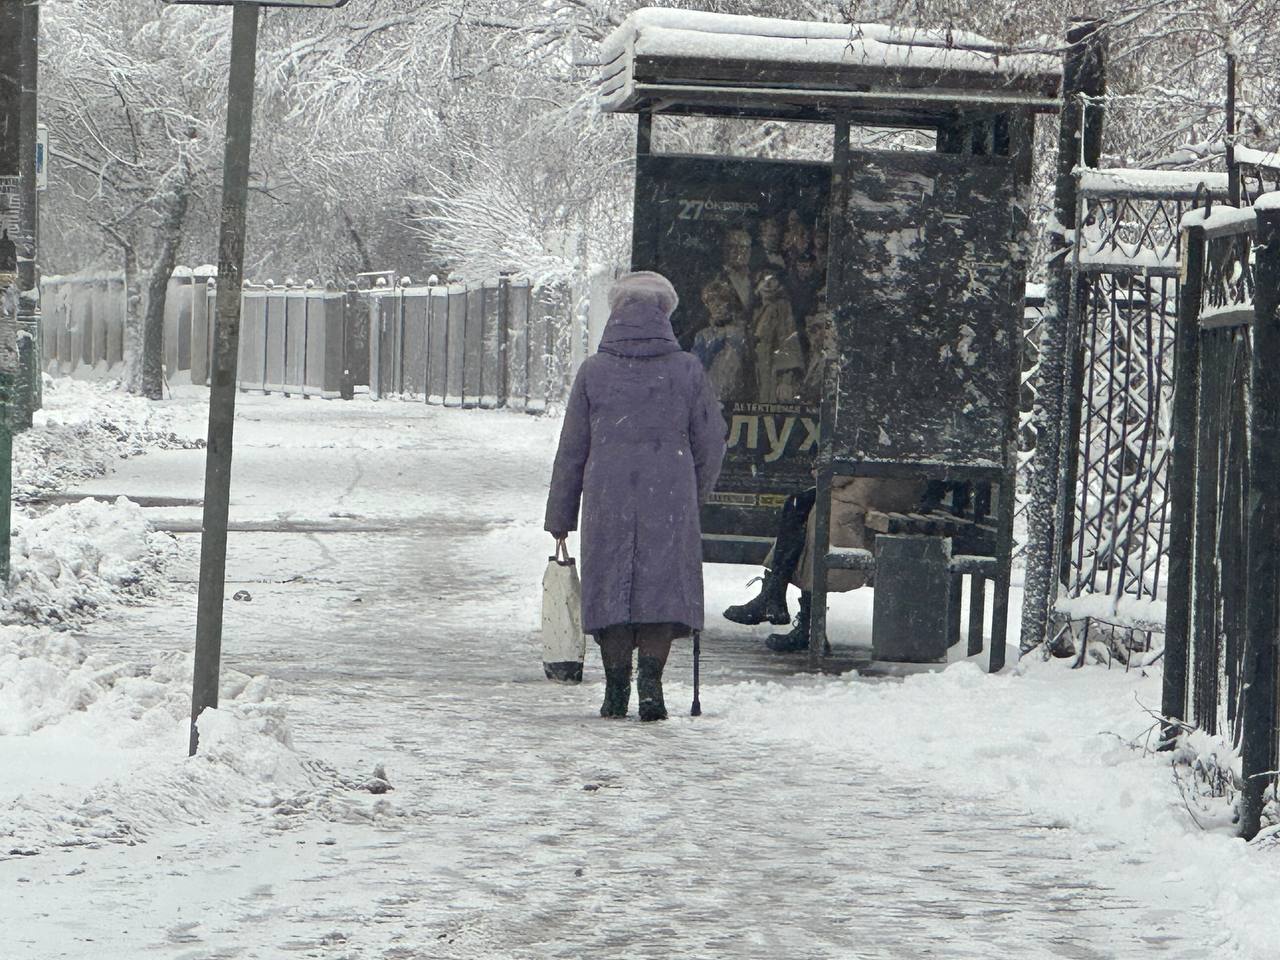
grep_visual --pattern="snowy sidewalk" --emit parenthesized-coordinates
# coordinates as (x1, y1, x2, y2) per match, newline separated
(4, 388, 1270, 958)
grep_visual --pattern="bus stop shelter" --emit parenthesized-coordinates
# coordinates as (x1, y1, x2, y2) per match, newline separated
(600, 10, 1061, 669)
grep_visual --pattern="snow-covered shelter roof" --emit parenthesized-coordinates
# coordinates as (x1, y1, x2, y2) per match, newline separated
(599, 9, 1062, 127)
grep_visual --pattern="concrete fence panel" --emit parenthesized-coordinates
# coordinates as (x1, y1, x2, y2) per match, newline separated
(105, 279, 125, 370)
(40, 269, 581, 411)
(506, 281, 530, 412)
(403, 292, 430, 397)
(444, 287, 466, 406)
(426, 289, 448, 404)
(284, 290, 307, 394)
(263, 292, 287, 393)
(238, 291, 268, 393)
(191, 282, 213, 385)
(462, 286, 484, 406)
(480, 280, 501, 408)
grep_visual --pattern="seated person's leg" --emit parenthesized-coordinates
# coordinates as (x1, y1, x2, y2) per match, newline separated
(770, 487, 816, 579)
(723, 487, 817, 626)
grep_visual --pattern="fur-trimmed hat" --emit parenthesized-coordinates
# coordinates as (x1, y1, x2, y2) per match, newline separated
(607, 270, 679, 317)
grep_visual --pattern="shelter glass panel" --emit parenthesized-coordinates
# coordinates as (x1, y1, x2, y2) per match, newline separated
(831, 150, 1021, 469)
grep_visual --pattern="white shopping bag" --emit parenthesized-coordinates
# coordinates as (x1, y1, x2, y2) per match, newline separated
(542, 541, 585, 682)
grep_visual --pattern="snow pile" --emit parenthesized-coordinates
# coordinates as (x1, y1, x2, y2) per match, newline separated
(13, 377, 203, 501)
(4, 496, 176, 625)
(1078, 167, 1230, 198)
(0, 509, 391, 857)
(1, 630, 394, 858)
(0, 632, 308, 855)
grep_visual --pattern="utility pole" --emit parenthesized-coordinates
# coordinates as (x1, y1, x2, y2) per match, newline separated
(187, 1, 260, 757)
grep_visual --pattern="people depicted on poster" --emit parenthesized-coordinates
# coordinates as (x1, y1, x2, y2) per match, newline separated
(688, 208, 828, 406)
(690, 277, 749, 400)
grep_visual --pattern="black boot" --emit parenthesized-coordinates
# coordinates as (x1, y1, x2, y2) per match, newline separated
(767, 592, 813, 653)
(636, 655, 668, 722)
(600, 665, 631, 718)
(723, 569, 791, 626)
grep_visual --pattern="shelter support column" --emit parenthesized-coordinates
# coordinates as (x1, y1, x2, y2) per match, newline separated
(809, 116, 850, 670)
(629, 111, 653, 271)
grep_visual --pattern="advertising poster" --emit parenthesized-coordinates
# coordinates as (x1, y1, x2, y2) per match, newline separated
(633, 155, 831, 562)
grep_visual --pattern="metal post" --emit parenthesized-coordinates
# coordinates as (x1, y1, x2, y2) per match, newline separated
(630, 111, 653, 271)
(1226, 53, 1239, 207)
(1018, 17, 1106, 654)
(1162, 223, 1205, 737)
(1240, 207, 1280, 838)
(341, 281, 357, 400)
(190, 3, 260, 757)
(1055, 29, 1107, 588)
(14, 0, 37, 429)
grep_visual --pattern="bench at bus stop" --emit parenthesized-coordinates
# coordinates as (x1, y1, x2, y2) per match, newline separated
(825, 500, 1000, 665)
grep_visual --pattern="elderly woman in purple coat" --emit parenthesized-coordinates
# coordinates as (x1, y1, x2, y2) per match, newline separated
(545, 272, 727, 721)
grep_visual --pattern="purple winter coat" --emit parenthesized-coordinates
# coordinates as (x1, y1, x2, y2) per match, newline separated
(544, 300, 727, 636)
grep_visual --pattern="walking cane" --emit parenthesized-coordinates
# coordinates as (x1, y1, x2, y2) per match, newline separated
(691, 629, 702, 716)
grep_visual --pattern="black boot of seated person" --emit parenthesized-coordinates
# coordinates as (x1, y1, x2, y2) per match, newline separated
(723, 569, 791, 626)
(767, 591, 813, 653)
(636, 655, 668, 722)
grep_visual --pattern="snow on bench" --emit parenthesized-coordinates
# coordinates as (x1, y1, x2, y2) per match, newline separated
(1054, 593, 1167, 633)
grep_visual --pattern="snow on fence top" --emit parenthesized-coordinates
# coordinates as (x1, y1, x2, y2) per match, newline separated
(599, 8, 1061, 122)
(1235, 145, 1280, 170)
(1077, 167, 1230, 201)
(1179, 203, 1258, 237)
(1254, 191, 1280, 212)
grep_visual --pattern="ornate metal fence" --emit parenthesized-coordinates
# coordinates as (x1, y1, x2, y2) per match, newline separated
(1163, 200, 1280, 839)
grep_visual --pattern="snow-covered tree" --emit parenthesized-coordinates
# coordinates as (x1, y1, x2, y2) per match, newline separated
(41, 0, 230, 398)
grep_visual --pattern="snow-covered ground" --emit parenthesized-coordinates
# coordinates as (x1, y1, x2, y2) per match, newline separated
(3, 382, 1275, 958)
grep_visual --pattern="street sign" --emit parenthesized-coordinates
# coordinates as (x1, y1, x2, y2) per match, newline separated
(35, 124, 46, 192)
(163, 1, 349, 7)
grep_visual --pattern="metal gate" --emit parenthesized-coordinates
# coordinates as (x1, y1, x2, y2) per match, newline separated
(1051, 172, 1201, 646)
